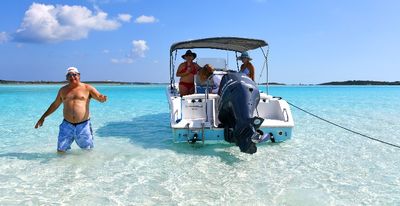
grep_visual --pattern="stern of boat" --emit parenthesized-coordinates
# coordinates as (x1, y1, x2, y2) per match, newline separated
(255, 93, 295, 142)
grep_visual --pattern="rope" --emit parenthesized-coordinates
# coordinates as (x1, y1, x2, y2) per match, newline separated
(285, 99, 400, 149)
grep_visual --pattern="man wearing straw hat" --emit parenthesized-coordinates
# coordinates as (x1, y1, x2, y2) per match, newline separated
(35, 67, 107, 152)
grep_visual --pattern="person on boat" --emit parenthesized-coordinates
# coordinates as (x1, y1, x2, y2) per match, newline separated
(237, 51, 255, 81)
(34, 67, 107, 153)
(198, 64, 222, 94)
(176, 50, 200, 96)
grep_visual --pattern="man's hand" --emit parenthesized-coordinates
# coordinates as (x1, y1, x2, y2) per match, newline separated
(35, 117, 44, 129)
(99, 95, 107, 103)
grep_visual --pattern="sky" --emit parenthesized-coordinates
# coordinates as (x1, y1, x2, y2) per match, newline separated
(0, 0, 399, 84)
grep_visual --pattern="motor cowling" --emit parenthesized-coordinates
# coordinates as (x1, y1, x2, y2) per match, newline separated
(218, 72, 262, 154)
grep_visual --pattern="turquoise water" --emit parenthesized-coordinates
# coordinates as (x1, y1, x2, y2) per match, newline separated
(0, 85, 400, 205)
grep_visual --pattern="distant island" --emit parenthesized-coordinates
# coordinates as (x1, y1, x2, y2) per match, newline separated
(319, 80, 400, 85)
(262, 80, 400, 86)
(0, 80, 166, 85)
(259, 82, 286, 85)
(260, 80, 400, 85)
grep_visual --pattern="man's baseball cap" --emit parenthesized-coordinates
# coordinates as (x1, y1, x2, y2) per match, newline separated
(66, 67, 80, 75)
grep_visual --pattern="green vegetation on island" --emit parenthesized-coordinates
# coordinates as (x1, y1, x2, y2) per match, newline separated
(259, 82, 286, 85)
(319, 80, 400, 85)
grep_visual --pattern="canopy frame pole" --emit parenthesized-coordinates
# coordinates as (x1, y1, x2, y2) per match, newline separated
(170, 50, 178, 90)
(260, 46, 269, 94)
(235, 51, 240, 71)
(169, 51, 173, 89)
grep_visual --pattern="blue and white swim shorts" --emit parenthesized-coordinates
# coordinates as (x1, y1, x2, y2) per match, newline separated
(57, 119, 94, 151)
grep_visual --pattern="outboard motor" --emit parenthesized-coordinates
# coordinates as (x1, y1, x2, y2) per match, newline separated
(218, 72, 264, 154)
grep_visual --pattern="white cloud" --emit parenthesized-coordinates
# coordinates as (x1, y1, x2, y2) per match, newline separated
(134, 15, 158, 24)
(111, 39, 149, 64)
(88, 0, 128, 4)
(132, 40, 149, 58)
(0, 32, 9, 43)
(14, 3, 122, 43)
(111, 58, 133, 64)
(118, 14, 132, 22)
(103, 49, 110, 53)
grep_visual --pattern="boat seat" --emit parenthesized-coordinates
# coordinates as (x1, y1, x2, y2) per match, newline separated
(194, 74, 214, 94)
(182, 93, 219, 100)
(181, 93, 220, 126)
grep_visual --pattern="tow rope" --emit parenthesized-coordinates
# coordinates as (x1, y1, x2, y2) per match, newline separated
(283, 98, 400, 149)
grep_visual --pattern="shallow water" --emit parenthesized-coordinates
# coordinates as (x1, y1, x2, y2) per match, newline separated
(0, 85, 399, 205)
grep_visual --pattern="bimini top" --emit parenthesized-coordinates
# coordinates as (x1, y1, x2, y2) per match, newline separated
(170, 37, 268, 54)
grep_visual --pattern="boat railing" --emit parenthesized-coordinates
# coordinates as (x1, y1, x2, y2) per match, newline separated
(204, 71, 226, 124)
(283, 108, 289, 122)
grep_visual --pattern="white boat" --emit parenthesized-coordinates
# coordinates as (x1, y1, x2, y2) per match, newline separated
(166, 37, 294, 153)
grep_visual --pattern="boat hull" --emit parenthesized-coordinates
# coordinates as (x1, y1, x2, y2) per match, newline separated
(166, 75, 295, 150)
(172, 126, 293, 144)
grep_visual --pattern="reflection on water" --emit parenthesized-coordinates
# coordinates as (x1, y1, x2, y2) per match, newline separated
(0, 152, 59, 163)
(97, 113, 242, 164)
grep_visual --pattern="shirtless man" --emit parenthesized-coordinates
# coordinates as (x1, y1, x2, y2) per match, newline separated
(35, 67, 107, 152)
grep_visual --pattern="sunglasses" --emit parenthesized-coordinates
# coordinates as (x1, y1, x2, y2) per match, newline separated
(66, 73, 80, 77)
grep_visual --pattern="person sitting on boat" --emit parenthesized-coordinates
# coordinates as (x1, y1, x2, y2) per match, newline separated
(237, 51, 255, 81)
(198, 64, 222, 94)
(176, 50, 200, 96)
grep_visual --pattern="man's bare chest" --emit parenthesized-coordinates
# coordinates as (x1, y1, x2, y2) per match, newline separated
(62, 89, 90, 102)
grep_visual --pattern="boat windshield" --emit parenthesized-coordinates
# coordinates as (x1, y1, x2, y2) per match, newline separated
(196, 58, 227, 70)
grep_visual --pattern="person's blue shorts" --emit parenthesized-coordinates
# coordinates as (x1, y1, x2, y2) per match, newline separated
(57, 119, 94, 151)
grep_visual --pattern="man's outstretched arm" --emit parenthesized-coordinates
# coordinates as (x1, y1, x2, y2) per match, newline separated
(35, 90, 62, 128)
(88, 85, 107, 103)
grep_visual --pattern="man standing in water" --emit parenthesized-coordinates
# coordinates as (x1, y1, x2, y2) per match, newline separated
(35, 67, 107, 152)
